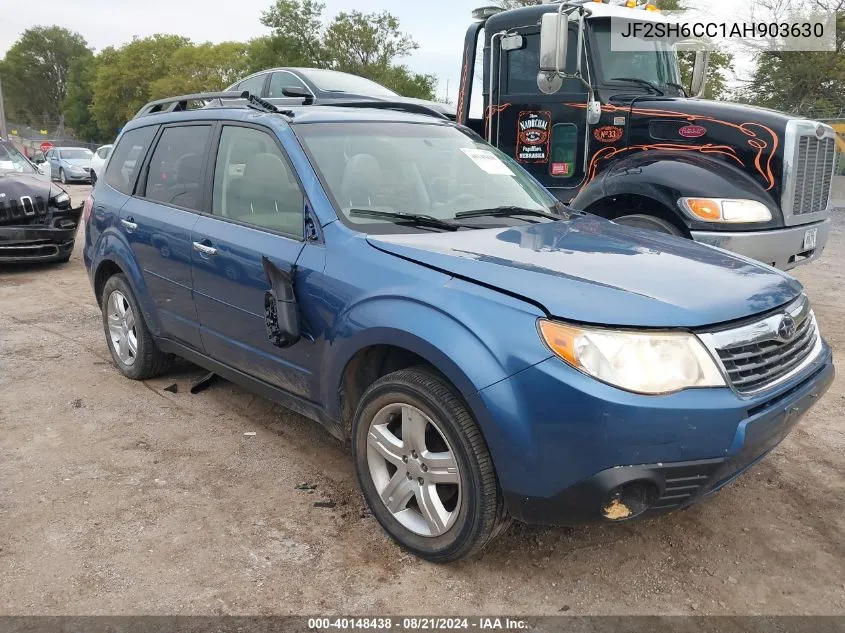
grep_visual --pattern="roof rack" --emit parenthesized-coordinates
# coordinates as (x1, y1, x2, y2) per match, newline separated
(131, 91, 449, 122)
(132, 91, 291, 120)
(326, 100, 449, 120)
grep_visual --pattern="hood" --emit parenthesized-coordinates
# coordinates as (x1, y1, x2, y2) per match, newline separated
(624, 97, 795, 201)
(367, 215, 801, 328)
(0, 171, 53, 197)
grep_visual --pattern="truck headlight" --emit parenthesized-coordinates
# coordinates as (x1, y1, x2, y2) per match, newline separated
(679, 198, 773, 223)
(538, 320, 725, 395)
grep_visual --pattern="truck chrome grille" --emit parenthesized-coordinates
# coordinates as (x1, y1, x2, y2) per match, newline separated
(698, 295, 822, 395)
(791, 135, 836, 216)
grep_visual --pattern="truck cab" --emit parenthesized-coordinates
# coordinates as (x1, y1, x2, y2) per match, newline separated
(457, 0, 837, 270)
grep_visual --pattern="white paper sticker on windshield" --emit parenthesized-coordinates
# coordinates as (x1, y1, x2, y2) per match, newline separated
(459, 148, 513, 176)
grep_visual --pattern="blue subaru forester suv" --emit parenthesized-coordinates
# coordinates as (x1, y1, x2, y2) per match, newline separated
(84, 92, 834, 562)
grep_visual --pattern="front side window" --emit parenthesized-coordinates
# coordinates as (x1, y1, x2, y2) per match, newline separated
(97, 146, 112, 159)
(212, 126, 304, 238)
(105, 126, 158, 195)
(296, 122, 560, 234)
(143, 125, 211, 211)
(0, 142, 38, 174)
(268, 72, 309, 98)
(505, 31, 584, 95)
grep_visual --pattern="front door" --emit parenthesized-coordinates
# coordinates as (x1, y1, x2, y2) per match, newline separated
(119, 123, 212, 349)
(191, 123, 326, 400)
(491, 26, 590, 202)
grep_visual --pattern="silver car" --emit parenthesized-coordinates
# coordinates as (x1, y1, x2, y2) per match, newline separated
(47, 146, 94, 184)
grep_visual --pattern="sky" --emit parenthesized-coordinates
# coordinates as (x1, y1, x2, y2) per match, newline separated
(0, 0, 762, 103)
(0, 0, 482, 102)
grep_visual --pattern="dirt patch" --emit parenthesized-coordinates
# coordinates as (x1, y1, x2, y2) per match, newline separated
(0, 185, 843, 615)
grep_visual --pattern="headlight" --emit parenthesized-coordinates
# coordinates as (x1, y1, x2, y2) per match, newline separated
(538, 320, 725, 395)
(679, 198, 773, 223)
(53, 191, 70, 205)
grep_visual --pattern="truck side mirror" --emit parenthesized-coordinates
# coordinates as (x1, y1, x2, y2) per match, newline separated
(690, 50, 710, 98)
(539, 12, 568, 74)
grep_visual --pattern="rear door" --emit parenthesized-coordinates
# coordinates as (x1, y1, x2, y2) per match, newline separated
(118, 123, 212, 349)
(191, 123, 326, 400)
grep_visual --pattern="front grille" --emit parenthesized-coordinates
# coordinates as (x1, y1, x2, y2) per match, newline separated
(0, 195, 48, 225)
(791, 135, 836, 216)
(714, 302, 819, 394)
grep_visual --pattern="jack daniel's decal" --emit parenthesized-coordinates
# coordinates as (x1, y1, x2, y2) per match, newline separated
(516, 110, 551, 164)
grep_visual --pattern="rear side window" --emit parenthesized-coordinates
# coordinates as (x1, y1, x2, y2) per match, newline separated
(143, 125, 211, 211)
(237, 73, 267, 96)
(105, 126, 157, 195)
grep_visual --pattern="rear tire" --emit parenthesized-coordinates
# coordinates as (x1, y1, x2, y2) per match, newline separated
(352, 366, 509, 563)
(614, 214, 683, 236)
(100, 274, 171, 380)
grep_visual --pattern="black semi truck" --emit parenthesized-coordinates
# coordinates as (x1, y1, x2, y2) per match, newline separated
(457, 0, 837, 270)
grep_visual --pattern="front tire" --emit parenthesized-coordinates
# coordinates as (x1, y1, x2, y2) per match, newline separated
(59, 168, 68, 185)
(91, 171, 97, 186)
(352, 367, 508, 563)
(100, 274, 171, 380)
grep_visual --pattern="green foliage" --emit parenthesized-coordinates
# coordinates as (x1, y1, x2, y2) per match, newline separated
(0, 26, 91, 130)
(148, 42, 252, 99)
(63, 56, 103, 141)
(90, 35, 190, 136)
(740, 9, 845, 115)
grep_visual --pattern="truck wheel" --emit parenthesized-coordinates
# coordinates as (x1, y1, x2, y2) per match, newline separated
(100, 274, 171, 380)
(614, 214, 683, 236)
(352, 366, 509, 563)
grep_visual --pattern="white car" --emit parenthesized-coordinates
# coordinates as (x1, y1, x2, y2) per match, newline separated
(89, 144, 113, 185)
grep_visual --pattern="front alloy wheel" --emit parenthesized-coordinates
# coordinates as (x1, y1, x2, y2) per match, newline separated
(366, 402, 462, 537)
(352, 367, 509, 562)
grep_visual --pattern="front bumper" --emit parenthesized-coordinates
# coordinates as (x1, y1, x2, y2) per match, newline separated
(473, 343, 834, 526)
(691, 218, 830, 271)
(0, 206, 83, 263)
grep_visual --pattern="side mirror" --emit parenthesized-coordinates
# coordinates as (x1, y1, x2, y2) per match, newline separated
(539, 12, 569, 74)
(282, 87, 314, 105)
(690, 50, 710, 98)
(262, 257, 301, 349)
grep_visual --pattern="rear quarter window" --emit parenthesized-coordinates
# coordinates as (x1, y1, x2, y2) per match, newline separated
(105, 126, 158, 195)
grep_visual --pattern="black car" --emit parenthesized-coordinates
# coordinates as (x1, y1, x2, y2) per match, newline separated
(225, 67, 456, 119)
(0, 140, 82, 263)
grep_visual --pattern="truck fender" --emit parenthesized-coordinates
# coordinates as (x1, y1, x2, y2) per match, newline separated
(572, 150, 779, 225)
(91, 229, 164, 336)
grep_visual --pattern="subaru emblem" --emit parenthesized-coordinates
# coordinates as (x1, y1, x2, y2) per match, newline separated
(777, 314, 797, 340)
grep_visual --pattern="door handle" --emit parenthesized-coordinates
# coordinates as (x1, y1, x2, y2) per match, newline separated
(121, 218, 138, 232)
(192, 241, 218, 257)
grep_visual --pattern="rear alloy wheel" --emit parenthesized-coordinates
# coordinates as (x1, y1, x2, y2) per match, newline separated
(352, 367, 508, 563)
(100, 274, 171, 380)
(614, 214, 683, 236)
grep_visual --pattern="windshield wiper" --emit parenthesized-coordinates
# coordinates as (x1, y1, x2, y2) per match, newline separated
(664, 82, 689, 97)
(609, 77, 665, 96)
(349, 208, 462, 231)
(455, 206, 562, 221)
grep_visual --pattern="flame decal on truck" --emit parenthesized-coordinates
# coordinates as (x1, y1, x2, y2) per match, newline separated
(564, 103, 780, 190)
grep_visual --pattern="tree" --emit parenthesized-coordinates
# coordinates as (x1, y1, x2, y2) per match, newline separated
(739, 0, 845, 114)
(490, 0, 540, 8)
(149, 42, 252, 98)
(90, 35, 189, 136)
(0, 26, 92, 133)
(63, 55, 104, 142)
(258, 0, 436, 99)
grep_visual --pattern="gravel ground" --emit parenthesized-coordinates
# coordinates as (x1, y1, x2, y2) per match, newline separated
(0, 183, 843, 615)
